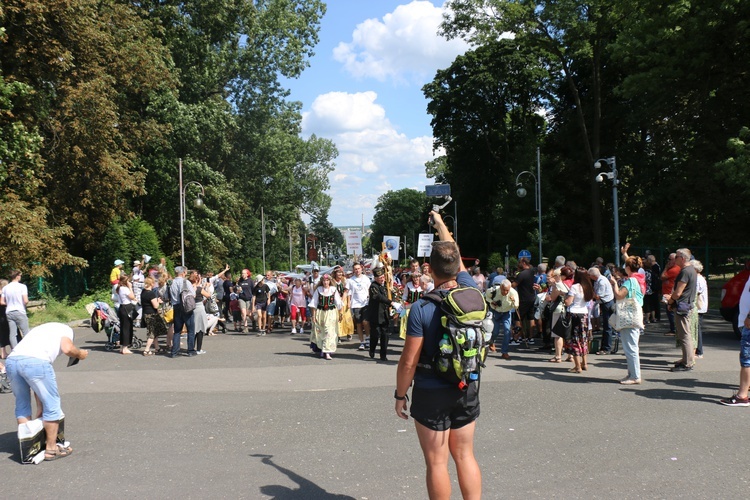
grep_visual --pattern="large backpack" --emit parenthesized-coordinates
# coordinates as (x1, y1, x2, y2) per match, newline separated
(420, 286, 492, 390)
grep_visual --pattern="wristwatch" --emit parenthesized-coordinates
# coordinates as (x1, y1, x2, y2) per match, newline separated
(394, 390, 407, 401)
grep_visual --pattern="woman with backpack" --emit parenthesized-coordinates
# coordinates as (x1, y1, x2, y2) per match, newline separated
(610, 256, 645, 384)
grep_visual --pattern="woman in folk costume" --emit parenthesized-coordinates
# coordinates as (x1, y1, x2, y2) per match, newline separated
(399, 270, 426, 339)
(309, 274, 342, 360)
(332, 267, 354, 341)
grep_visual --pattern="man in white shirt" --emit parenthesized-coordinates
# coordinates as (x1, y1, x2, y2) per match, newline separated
(6, 322, 88, 460)
(0, 269, 29, 348)
(347, 262, 371, 351)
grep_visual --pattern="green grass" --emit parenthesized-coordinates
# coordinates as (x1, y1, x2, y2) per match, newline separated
(28, 289, 112, 327)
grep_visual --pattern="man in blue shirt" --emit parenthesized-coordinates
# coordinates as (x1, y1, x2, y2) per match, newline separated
(394, 211, 481, 500)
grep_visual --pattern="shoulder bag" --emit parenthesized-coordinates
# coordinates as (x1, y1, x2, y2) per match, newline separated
(609, 278, 644, 331)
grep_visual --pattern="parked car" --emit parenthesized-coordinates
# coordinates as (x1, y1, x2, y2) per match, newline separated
(720, 262, 750, 338)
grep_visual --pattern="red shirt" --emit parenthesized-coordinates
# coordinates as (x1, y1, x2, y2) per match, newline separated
(661, 265, 680, 295)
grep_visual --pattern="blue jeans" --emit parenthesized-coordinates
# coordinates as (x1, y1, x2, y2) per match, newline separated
(172, 303, 196, 356)
(599, 300, 615, 352)
(6, 356, 64, 421)
(620, 327, 641, 380)
(491, 310, 512, 354)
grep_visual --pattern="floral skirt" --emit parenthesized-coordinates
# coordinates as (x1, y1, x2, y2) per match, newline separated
(564, 313, 589, 356)
(144, 313, 168, 340)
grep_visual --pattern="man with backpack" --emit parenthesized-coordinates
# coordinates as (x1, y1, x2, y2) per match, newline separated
(394, 210, 482, 500)
(169, 266, 197, 357)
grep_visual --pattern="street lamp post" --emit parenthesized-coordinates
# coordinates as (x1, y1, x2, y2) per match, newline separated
(179, 158, 205, 267)
(261, 206, 277, 273)
(288, 223, 293, 272)
(515, 150, 542, 262)
(594, 156, 620, 267)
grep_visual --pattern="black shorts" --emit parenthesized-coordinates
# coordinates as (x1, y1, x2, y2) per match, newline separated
(517, 302, 536, 321)
(410, 383, 480, 431)
(352, 307, 369, 324)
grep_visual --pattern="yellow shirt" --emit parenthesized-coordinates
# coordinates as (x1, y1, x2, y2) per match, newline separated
(110, 267, 121, 284)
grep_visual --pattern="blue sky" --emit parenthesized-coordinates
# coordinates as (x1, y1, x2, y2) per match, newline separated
(284, 1, 470, 226)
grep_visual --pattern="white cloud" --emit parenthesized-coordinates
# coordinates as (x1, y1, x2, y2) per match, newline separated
(302, 91, 439, 225)
(333, 1, 469, 83)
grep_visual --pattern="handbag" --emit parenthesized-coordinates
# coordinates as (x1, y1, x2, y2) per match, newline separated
(675, 300, 692, 316)
(552, 311, 572, 340)
(205, 298, 219, 315)
(163, 308, 174, 323)
(610, 297, 644, 331)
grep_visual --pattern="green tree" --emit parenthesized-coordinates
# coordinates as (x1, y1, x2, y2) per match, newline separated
(370, 189, 430, 259)
(422, 40, 546, 257)
(0, 71, 85, 276)
(1, 0, 176, 253)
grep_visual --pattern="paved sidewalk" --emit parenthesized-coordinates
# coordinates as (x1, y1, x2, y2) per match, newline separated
(1, 316, 748, 499)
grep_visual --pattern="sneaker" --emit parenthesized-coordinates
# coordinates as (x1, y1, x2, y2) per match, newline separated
(509, 340, 520, 346)
(291, 327, 297, 334)
(527, 338, 535, 345)
(720, 394, 750, 407)
(196, 350, 206, 355)
(299, 329, 304, 335)
(670, 363, 693, 372)
(358, 343, 366, 351)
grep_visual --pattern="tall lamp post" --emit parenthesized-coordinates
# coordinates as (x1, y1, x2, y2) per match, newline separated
(261, 206, 277, 273)
(288, 223, 294, 272)
(594, 156, 620, 267)
(515, 157, 542, 262)
(179, 158, 205, 267)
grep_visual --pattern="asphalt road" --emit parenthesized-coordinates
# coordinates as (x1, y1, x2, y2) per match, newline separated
(1, 314, 749, 499)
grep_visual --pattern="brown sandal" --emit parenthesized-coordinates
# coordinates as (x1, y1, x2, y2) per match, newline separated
(45, 446, 73, 461)
(548, 357, 562, 363)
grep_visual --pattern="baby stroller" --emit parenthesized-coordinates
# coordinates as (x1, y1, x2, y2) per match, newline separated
(89, 301, 143, 351)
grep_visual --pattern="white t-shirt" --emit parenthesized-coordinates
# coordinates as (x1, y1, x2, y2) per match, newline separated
(347, 274, 371, 308)
(118, 286, 134, 305)
(9, 322, 74, 363)
(2, 281, 28, 313)
(567, 283, 589, 314)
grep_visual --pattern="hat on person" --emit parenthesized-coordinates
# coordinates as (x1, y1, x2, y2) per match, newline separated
(255, 274, 264, 282)
(114, 259, 124, 266)
(372, 267, 385, 277)
(312, 267, 320, 273)
(133, 260, 141, 266)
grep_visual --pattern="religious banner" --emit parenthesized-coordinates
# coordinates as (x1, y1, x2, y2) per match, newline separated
(345, 230, 362, 255)
(417, 233, 434, 257)
(382, 235, 400, 261)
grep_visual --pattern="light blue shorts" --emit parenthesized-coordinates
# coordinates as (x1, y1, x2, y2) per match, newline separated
(6, 356, 64, 421)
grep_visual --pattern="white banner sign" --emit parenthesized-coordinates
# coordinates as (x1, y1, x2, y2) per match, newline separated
(382, 235, 400, 261)
(345, 230, 362, 256)
(417, 233, 434, 257)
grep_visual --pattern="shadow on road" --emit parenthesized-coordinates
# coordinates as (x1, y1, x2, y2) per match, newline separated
(0, 431, 18, 463)
(250, 454, 355, 499)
